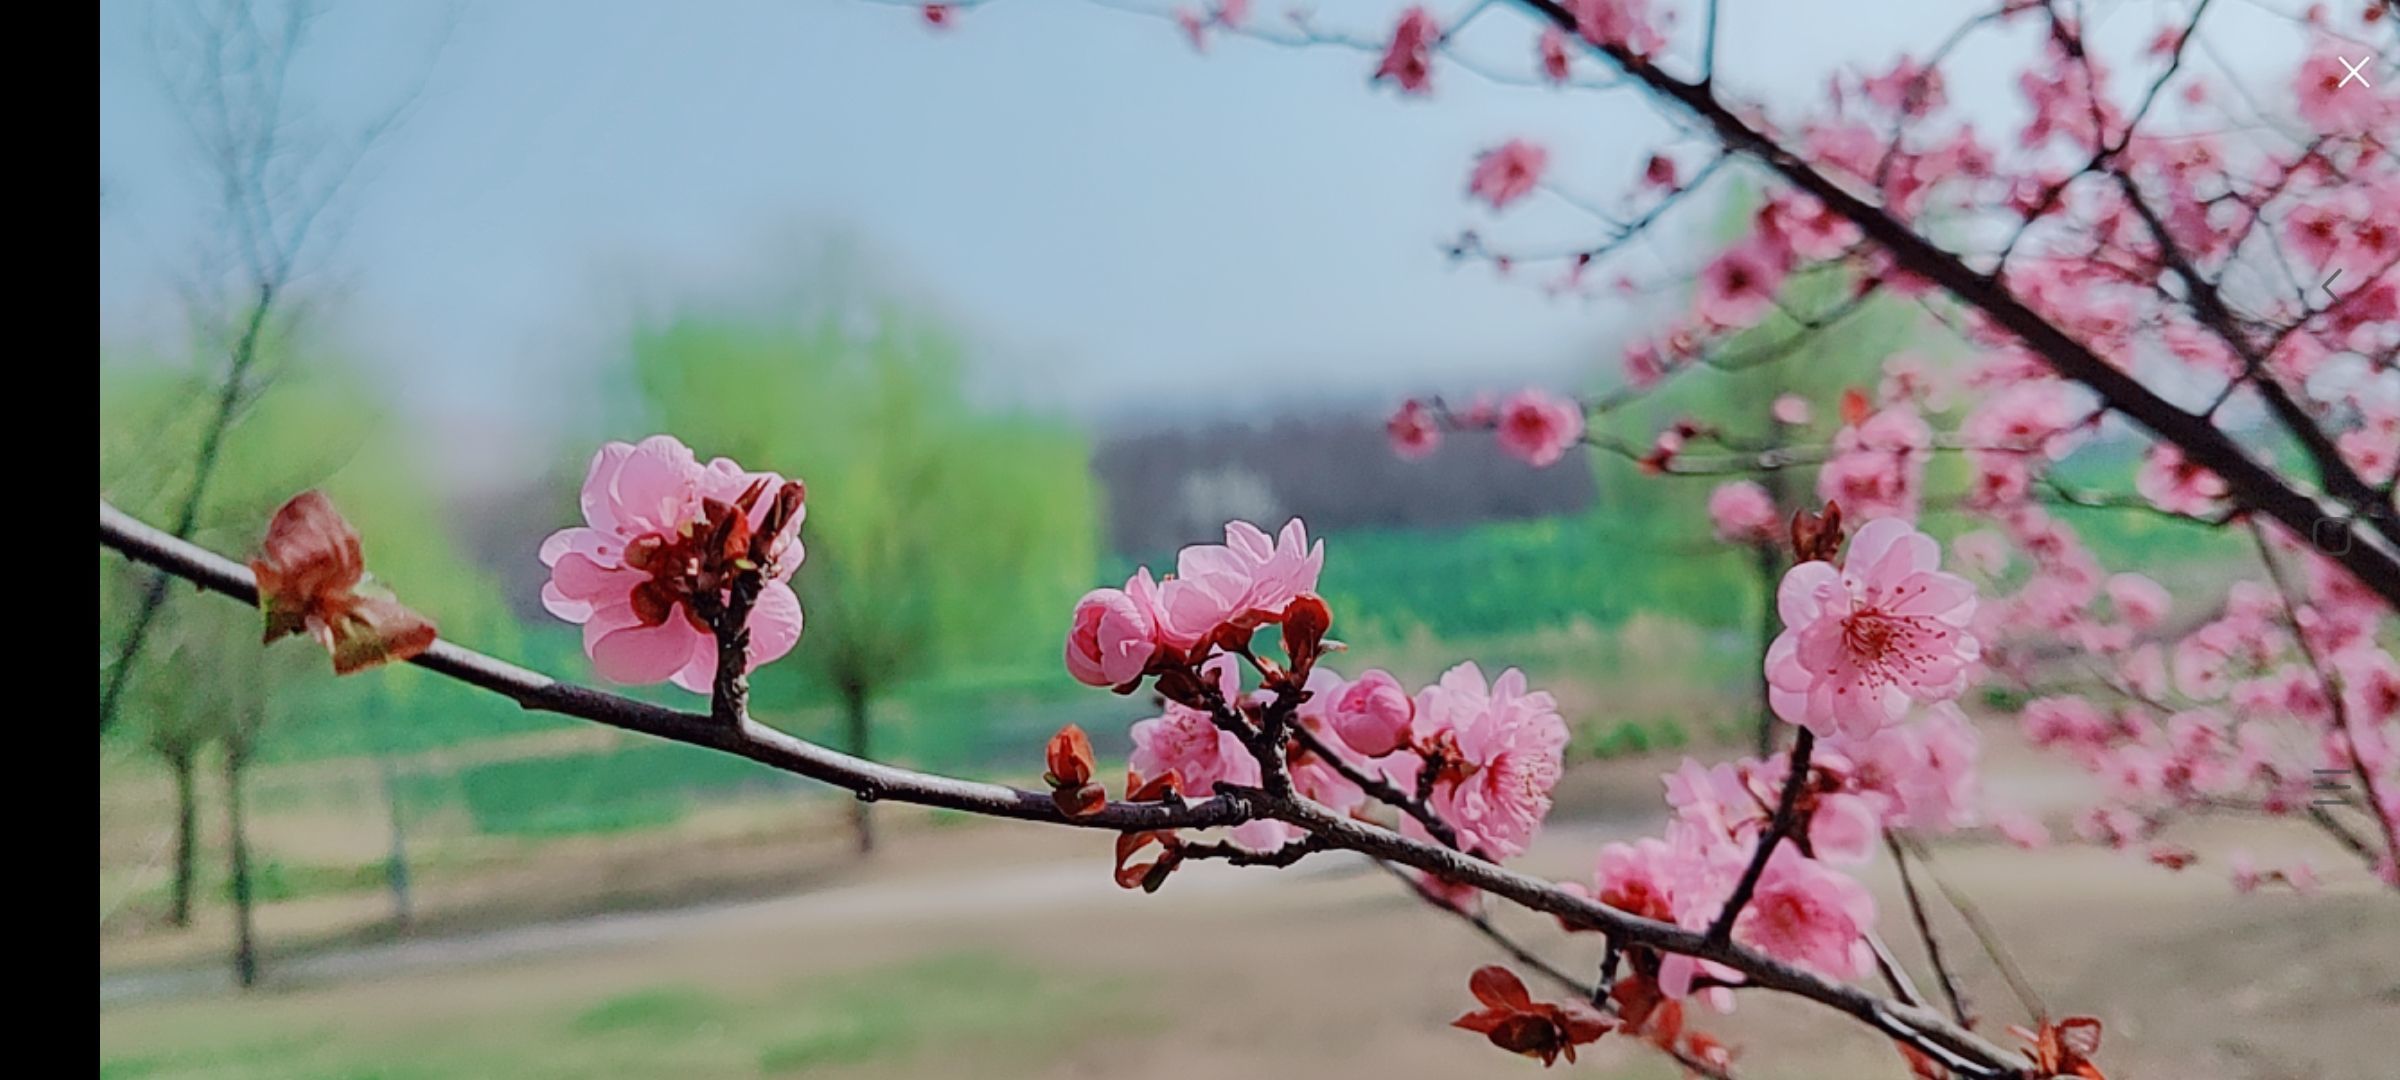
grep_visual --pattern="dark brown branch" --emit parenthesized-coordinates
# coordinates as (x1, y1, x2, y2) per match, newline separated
(1184, 834, 1329, 867)
(1894, 833, 2046, 1024)
(1888, 831, 1972, 1028)
(97, 498, 1253, 834)
(1286, 721, 1464, 851)
(1374, 860, 1741, 1080)
(1707, 728, 1815, 943)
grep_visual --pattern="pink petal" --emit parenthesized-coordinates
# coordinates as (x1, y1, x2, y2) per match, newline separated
(591, 619, 705, 686)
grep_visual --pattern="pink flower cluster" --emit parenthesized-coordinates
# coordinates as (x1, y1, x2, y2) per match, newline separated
(1469, 139, 1548, 210)
(1382, 389, 1586, 469)
(1706, 481, 1779, 545)
(1065, 519, 1323, 687)
(1815, 406, 1932, 523)
(1969, 500, 2400, 885)
(1556, 520, 1995, 1000)
(1080, 521, 1571, 870)
(540, 435, 806, 693)
(1127, 659, 1570, 863)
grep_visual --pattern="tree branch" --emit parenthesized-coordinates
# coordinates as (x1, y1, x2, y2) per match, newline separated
(1707, 728, 1814, 943)
(1504, 0, 2400, 609)
(97, 496, 2030, 1077)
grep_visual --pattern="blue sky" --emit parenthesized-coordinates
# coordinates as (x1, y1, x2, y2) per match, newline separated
(98, 0, 2309, 483)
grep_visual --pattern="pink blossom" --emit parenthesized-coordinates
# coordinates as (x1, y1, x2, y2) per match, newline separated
(1289, 667, 1372, 816)
(1772, 394, 1812, 426)
(1590, 838, 1679, 921)
(2295, 41, 2388, 133)
(1327, 668, 1415, 757)
(1623, 340, 1669, 388)
(1416, 663, 1568, 859)
(1862, 56, 1945, 117)
(1130, 700, 1251, 797)
(1767, 518, 1981, 739)
(540, 435, 806, 693)
(1494, 388, 1586, 468)
(1696, 240, 1789, 329)
(1951, 531, 2008, 578)
(1760, 193, 1862, 261)
(2104, 573, 2171, 631)
(1825, 704, 1982, 833)
(1375, 7, 1438, 95)
(1707, 480, 1780, 544)
(2228, 849, 2263, 893)
(1816, 406, 1932, 522)
(1643, 153, 1678, 190)
(1173, 7, 1207, 51)
(1732, 847, 1875, 980)
(1065, 582, 1159, 687)
(1469, 139, 1548, 210)
(1573, 0, 1663, 56)
(1387, 399, 1443, 460)
(1152, 519, 1324, 649)
(1537, 28, 1570, 83)
(1993, 809, 2050, 849)
(2136, 443, 2228, 516)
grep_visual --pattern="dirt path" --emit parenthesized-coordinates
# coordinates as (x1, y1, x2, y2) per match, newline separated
(96, 813, 1664, 1007)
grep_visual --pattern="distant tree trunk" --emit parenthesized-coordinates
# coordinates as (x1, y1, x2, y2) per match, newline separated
(168, 748, 200, 928)
(841, 682, 876, 856)
(1755, 418, 1793, 758)
(375, 754, 413, 928)
(223, 746, 260, 989)
(1751, 538, 1782, 758)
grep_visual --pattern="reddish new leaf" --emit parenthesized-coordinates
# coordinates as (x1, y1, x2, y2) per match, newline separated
(1789, 501, 1846, 564)
(1455, 965, 1613, 1067)
(1113, 830, 1182, 892)
(1045, 724, 1097, 789)
(2013, 1016, 2107, 1080)
(1839, 386, 1873, 427)
(1279, 593, 1332, 677)
(251, 491, 437, 675)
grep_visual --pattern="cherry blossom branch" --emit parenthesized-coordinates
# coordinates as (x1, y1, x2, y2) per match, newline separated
(97, 498, 1255, 834)
(1286, 719, 1465, 851)
(2245, 520, 2400, 880)
(96, 497, 2032, 1076)
(1182, 833, 1328, 867)
(1705, 728, 1815, 943)
(1893, 833, 2047, 1022)
(1501, 0, 2400, 609)
(1374, 861, 1744, 1080)
(2305, 804, 2380, 866)
(1375, 858, 1592, 997)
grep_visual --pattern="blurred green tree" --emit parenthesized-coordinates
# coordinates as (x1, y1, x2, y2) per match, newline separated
(630, 305, 1098, 855)
(100, 356, 519, 949)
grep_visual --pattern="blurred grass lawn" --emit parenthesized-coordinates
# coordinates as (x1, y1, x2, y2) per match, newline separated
(101, 950, 1141, 1080)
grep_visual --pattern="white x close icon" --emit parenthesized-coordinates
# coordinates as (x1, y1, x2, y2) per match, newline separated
(2338, 56, 2372, 88)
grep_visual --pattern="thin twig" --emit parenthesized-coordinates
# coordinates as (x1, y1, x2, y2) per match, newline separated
(1708, 728, 1815, 943)
(1889, 831, 1972, 1028)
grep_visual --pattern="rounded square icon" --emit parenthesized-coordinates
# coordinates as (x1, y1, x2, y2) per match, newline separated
(2311, 517, 2351, 556)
